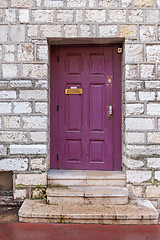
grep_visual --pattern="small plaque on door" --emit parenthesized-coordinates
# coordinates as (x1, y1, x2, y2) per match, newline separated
(65, 89, 83, 95)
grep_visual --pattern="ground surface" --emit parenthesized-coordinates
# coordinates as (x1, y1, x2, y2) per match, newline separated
(0, 207, 19, 223)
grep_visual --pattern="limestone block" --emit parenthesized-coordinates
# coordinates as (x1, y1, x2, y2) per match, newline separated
(126, 170, 152, 183)
(134, 0, 153, 6)
(11, 0, 34, 7)
(126, 81, 143, 91)
(27, 25, 39, 37)
(4, 9, 16, 23)
(125, 44, 143, 63)
(76, 10, 83, 23)
(23, 116, 47, 129)
(19, 9, 29, 23)
(13, 102, 32, 114)
(4, 116, 21, 129)
(32, 188, 46, 199)
(2, 64, 20, 79)
(0, 103, 12, 113)
(0, 145, 7, 155)
(157, 65, 160, 78)
(64, 25, 78, 38)
(126, 145, 160, 156)
(127, 184, 143, 198)
(98, 0, 119, 7)
(0, 131, 28, 143)
(139, 92, 155, 101)
(57, 10, 74, 22)
(120, 25, 137, 38)
(125, 118, 154, 130)
(40, 25, 62, 38)
(123, 156, 144, 169)
(32, 10, 54, 23)
(44, 0, 64, 7)
(146, 186, 160, 198)
(35, 0, 42, 7)
(0, 45, 2, 61)
(126, 103, 144, 115)
(19, 90, 47, 100)
(35, 102, 48, 114)
(23, 64, 47, 79)
(125, 132, 145, 144)
(140, 64, 155, 79)
(0, 90, 16, 99)
(99, 25, 117, 37)
(146, 10, 159, 23)
(0, 0, 8, 7)
(121, 0, 132, 7)
(30, 158, 46, 171)
(4, 45, 15, 62)
(9, 80, 32, 88)
(146, 45, 160, 62)
(155, 171, 160, 181)
(147, 132, 160, 143)
(36, 45, 48, 61)
(67, 0, 86, 7)
(145, 81, 160, 89)
(147, 158, 160, 168)
(140, 26, 156, 42)
(18, 43, 34, 62)
(157, 0, 160, 6)
(10, 145, 47, 155)
(128, 10, 143, 23)
(0, 26, 8, 42)
(125, 65, 138, 79)
(14, 189, 27, 200)
(0, 158, 28, 171)
(88, 0, 97, 7)
(147, 103, 160, 115)
(85, 10, 106, 22)
(125, 92, 136, 101)
(79, 25, 91, 37)
(108, 10, 126, 22)
(30, 132, 47, 142)
(10, 25, 25, 42)
(15, 173, 47, 186)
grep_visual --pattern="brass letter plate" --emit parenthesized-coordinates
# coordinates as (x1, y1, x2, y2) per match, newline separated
(65, 89, 83, 95)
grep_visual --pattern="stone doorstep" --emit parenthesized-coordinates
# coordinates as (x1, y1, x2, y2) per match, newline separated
(18, 199, 159, 225)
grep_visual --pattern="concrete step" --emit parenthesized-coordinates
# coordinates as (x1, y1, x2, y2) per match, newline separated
(19, 199, 158, 224)
(46, 186, 129, 205)
(48, 170, 126, 187)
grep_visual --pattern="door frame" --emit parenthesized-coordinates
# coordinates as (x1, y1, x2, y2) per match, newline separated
(50, 44, 122, 170)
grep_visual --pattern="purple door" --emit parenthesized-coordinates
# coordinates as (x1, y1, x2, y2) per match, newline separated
(50, 45, 121, 170)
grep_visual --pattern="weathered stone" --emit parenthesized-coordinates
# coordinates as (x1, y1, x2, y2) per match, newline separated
(19, 9, 29, 23)
(35, 102, 48, 114)
(125, 92, 136, 102)
(125, 132, 145, 144)
(146, 45, 160, 62)
(146, 186, 160, 198)
(64, 25, 78, 38)
(147, 158, 160, 168)
(0, 158, 28, 171)
(125, 44, 143, 63)
(32, 10, 54, 23)
(127, 171, 152, 184)
(4, 45, 15, 62)
(15, 173, 47, 186)
(99, 25, 117, 37)
(79, 25, 91, 37)
(18, 44, 34, 62)
(147, 103, 160, 115)
(0, 26, 7, 42)
(123, 157, 144, 169)
(155, 172, 160, 181)
(57, 10, 74, 22)
(2, 64, 20, 79)
(23, 64, 47, 78)
(11, 0, 34, 7)
(27, 25, 39, 37)
(0, 91, 16, 99)
(40, 25, 62, 37)
(147, 132, 160, 143)
(120, 25, 137, 38)
(108, 10, 126, 22)
(128, 10, 143, 23)
(36, 45, 48, 61)
(146, 10, 159, 23)
(125, 65, 138, 79)
(134, 0, 153, 6)
(0, 103, 12, 114)
(85, 10, 106, 22)
(10, 25, 25, 42)
(139, 92, 155, 101)
(30, 132, 47, 142)
(126, 104, 144, 115)
(30, 158, 46, 171)
(4, 9, 16, 23)
(44, 0, 64, 7)
(140, 26, 156, 42)
(19, 90, 47, 100)
(0, 132, 28, 143)
(32, 188, 46, 199)
(98, 0, 119, 7)
(76, 10, 83, 23)
(67, 0, 86, 7)
(4, 116, 21, 129)
(10, 145, 47, 155)
(127, 184, 143, 198)
(125, 118, 155, 130)
(13, 102, 32, 114)
(23, 116, 47, 129)
(14, 189, 27, 200)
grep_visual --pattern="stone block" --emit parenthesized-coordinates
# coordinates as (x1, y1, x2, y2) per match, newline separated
(145, 81, 160, 89)
(4, 9, 16, 23)
(123, 156, 144, 169)
(64, 25, 78, 38)
(146, 45, 160, 62)
(139, 92, 155, 101)
(146, 10, 159, 23)
(157, 0, 160, 6)
(44, 0, 64, 7)
(75, 10, 83, 23)
(121, 0, 132, 7)
(125, 132, 145, 144)
(120, 25, 137, 38)
(147, 132, 160, 143)
(0, 158, 28, 171)
(140, 64, 155, 79)
(155, 171, 160, 181)
(13, 102, 32, 114)
(126, 145, 160, 156)
(128, 10, 143, 23)
(40, 25, 62, 38)
(88, 0, 97, 7)
(125, 44, 143, 63)
(0, 26, 8, 42)
(32, 188, 46, 199)
(0, 91, 16, 99)
(0, 131, 28, 143)
(35, 0, 42, 7)
(134, 0, 153, 6)
(14, 189, 27, 200)
(125, 65, 138, 79)
(57, 10, 74, 22)
(36, 45, 48, 61)
(79, 25, 91, 37)
(85, 10, 106, 22)
(23, 116, 47, 129)
(99, 25, 117, 37)
(4, 116, 21, 129)
(30, 132, 47, 142)
(35, 102, 48, 114)
(30, 158, 46, 171)
(127, 184, 143, 198)
(32, 10, 54, 23)
(10, 145, 47, 155)
(108, 10, 126, 22)
(27, 25, 39, 37)
(126, 171, 152, 184)
(125, 92, 136, 102)
(23, 64, 47, 79)
(125, 118, 155, 130)
(15, 173, 47, 186)
(0, 145, 7, 155)
(19, 90, 47, 100)
(126, 81, 143, 91)
(126, 103, 144, 115)
(98, 0, 119, 7)
(10, 25, 25, 42)
(157, 65, 160, 78)
(146, 186, 160, 198)
(2, 64, 20, 79)
(0, 103, 12, 113)
(147, 158, 160, 168)
(18, 43, 34, 62)
(147, 103, 160, 115)
(11, 0, 34, 7)
(19, 9, 29, 23)
(0, 0, 8, 7)
(67, 0, 86, 7)
(9, 80, 32, 88)
(4, 45, 15, 62)
(140, 26, 156, 42)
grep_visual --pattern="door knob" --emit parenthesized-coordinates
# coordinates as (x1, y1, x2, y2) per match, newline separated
(108, 104, 113, 118)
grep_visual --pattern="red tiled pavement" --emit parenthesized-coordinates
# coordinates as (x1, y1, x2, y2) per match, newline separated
(0, 223, 160, 240)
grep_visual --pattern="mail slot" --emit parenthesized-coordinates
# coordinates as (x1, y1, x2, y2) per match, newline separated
(65, 89, 83, 95)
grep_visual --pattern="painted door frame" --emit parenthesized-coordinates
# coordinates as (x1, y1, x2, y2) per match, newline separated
(50, 44, 122, 170)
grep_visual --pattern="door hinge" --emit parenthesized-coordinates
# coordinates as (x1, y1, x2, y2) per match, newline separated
(57, 56, 59, 62)
(118, 48, 122, 54)
(57, 105, 59, 112)
(57, 154, 59, 160)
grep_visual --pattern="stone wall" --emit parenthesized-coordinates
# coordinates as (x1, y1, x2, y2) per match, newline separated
(0, 0, 160, 208)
